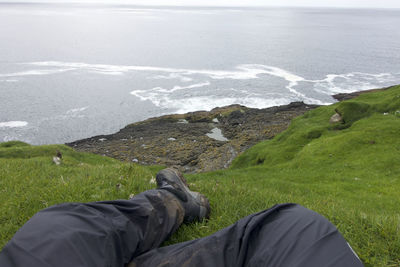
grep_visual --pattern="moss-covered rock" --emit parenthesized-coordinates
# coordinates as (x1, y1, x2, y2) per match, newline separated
(334, 101, 372, 129)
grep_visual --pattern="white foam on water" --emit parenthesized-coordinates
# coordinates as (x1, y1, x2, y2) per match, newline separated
(26, 61, 193, 74)
(235, 64, 314, 102)
(66, 106, 89, 115)
(89, 70, 125, 75)
(130, 82, 211, 107)
(61, 106, 89, 119)
(22, 61, 400, 112)
(25, 61, 317, 101)
(0, 68, 74, 78)
(168, 96, 291, 114)
(156, 82, 210, 93)
(0, 121, 28, 128)
(308, 72, 400, 95)
(149, 73, 193, 82)
(25, 61, 305, 82)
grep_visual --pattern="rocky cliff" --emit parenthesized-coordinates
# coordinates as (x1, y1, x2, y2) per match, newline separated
(67, 88, 385, 173)
(67, 102, 317, 172)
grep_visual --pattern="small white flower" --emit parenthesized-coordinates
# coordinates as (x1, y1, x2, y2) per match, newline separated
(149, 177, 156, 184)
(52, 156, 61, 165)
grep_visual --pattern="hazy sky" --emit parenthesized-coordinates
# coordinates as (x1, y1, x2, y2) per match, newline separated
(3, 0, 400, 8)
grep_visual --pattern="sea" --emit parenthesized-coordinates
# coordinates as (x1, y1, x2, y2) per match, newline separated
(1, 3, 400, 144)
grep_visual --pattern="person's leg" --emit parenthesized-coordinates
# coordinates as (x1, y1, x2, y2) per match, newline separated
(0, 190, 182, 267)
(129, 203, 363, 267)
(0, 168, 210, 267)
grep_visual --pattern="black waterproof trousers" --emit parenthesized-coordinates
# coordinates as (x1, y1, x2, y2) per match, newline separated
(0, 189, 363, 267)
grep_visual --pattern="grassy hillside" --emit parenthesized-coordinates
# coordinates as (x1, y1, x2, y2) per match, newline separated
(1, 86, 400, 266)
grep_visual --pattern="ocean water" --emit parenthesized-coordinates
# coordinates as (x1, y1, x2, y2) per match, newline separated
(1, 4, 400, 144)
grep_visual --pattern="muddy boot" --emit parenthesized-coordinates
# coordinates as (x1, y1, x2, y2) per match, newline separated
(156, 168, 210, 223)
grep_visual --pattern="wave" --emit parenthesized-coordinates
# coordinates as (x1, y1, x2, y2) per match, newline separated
(21, 61, 400, 112)
(25, 61, 303, 81)
(130, 93, 292, 114)
(25, 61, 310, 99)
(66, 106, 89, 115)
(149, 73, 193, 82)
(174, 96, 292, 114)
(0, 121, 28, 128)
(0, 68, 74, 78)
(131, 81, 210, 98)
(307, 72, 399, 94)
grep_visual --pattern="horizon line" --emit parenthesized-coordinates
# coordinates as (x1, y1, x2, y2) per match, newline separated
(1, 1, 400, 10)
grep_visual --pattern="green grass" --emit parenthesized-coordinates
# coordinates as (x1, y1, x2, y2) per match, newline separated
(1, 85, 400, 266)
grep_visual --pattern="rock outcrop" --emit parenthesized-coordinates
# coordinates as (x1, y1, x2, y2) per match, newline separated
(67, 87, 390, 173)
(67, 102, 318, 173)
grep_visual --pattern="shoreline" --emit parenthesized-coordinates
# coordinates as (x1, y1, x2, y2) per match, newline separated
(67, 87, 389, 173)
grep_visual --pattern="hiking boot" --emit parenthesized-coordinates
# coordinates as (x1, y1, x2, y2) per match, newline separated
(156, 168, 210, 223)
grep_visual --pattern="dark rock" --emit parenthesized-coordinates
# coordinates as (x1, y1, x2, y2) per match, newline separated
(67, 102, 318, 173)
(332, 87, 390, 101)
